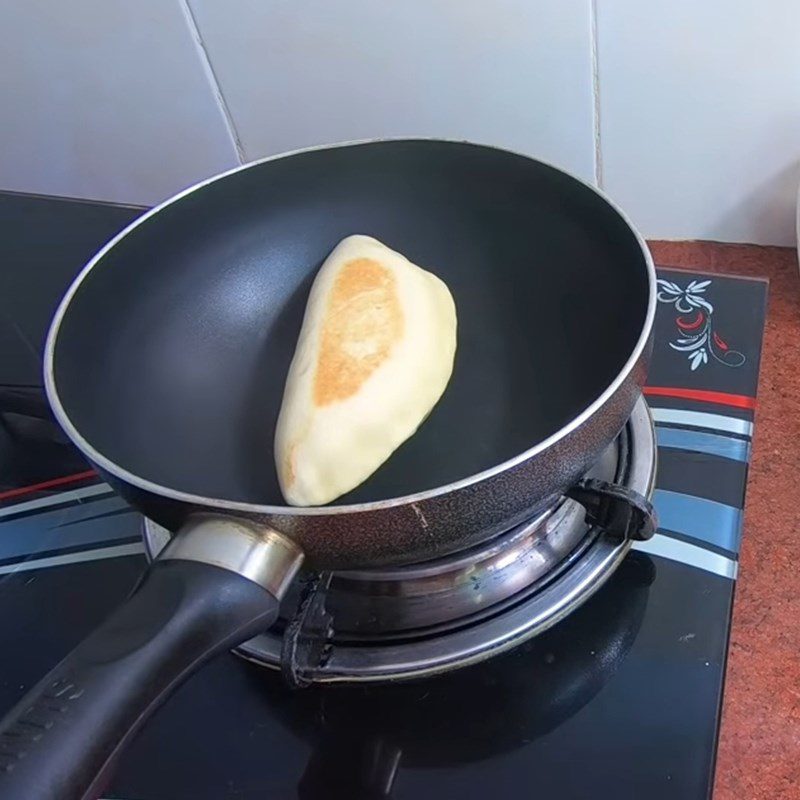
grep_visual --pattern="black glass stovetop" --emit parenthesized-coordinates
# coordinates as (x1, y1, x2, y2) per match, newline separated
(0, 191, 767, 800)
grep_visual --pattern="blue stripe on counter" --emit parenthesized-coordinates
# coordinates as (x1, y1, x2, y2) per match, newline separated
(3, 533, 737, 583)
(632, 534, 737, 580)
(0, 496, 138, 561)
(650, 408, 752, 438)
(653, 489, 742, 555)
(0, 542, 145, 576)
(0, 484, 114, 520)
(0, 490, 742, 582)
(656, 426, 750, 463)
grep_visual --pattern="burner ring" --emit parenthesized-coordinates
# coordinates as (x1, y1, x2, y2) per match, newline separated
(143, 397, 656, 684)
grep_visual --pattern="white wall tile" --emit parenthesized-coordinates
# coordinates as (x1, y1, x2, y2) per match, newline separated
(188, 0, 596, 182)
(0, 1, 240, 206)
(597, 1, 800, 246)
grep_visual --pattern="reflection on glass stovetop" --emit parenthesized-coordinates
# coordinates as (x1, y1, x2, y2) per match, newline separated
(243, 552, 654, 799)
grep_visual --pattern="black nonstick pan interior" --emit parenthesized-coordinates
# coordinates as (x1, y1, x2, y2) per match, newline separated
(52, 140, 649, 505)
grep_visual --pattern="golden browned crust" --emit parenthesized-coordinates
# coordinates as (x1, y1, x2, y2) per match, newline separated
(313, 258, 404, 406)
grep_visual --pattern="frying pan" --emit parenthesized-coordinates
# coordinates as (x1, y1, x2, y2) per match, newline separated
(0, 140, 655, 799)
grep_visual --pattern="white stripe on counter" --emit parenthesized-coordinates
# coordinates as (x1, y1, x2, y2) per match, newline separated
(655, 426, 750, 463)
(0, 542, 145, 576)
(0, 483, 114, 520)
(633, 533, 737, 580)
(3, 534, 736, 582)
(650, 408, 752, 438)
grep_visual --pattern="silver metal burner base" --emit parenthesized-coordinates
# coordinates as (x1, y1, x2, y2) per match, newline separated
(143, 397, 656, 684)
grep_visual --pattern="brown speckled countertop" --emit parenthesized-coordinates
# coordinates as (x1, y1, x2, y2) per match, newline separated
(648, 241, 800, 799)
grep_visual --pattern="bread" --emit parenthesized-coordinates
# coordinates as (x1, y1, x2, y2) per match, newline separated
(275, 234, 457, 506)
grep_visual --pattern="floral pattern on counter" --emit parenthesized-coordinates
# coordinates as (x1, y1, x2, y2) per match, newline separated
(656, 279, 746, 371)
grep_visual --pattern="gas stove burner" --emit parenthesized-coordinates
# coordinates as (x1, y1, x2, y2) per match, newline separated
(261, 550, 656, 794)
(143, 396, 656, 685)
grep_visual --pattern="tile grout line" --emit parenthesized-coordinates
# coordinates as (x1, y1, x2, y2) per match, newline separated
(178, 0, 247, 164)
(589, 0, 604, 189)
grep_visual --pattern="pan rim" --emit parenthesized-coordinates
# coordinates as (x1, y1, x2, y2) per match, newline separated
(44, 137, 656, 517)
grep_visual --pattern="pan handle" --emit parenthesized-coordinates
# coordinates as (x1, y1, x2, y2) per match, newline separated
(0, 518, 303, 800)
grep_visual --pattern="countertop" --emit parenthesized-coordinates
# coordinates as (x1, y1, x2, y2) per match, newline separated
(649, 241, 800, 799)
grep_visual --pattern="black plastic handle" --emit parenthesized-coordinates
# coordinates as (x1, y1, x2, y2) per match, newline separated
(566, 479, 657, 542)
(0, 559, 280, 800)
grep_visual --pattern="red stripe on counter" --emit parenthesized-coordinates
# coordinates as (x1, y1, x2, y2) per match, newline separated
(0, 469, 98, 502)
(644, 386, 756, 410)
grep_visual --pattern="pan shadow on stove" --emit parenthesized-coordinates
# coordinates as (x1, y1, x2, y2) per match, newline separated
(0, 385, 88, 489)
(244, 552, 655, 799)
